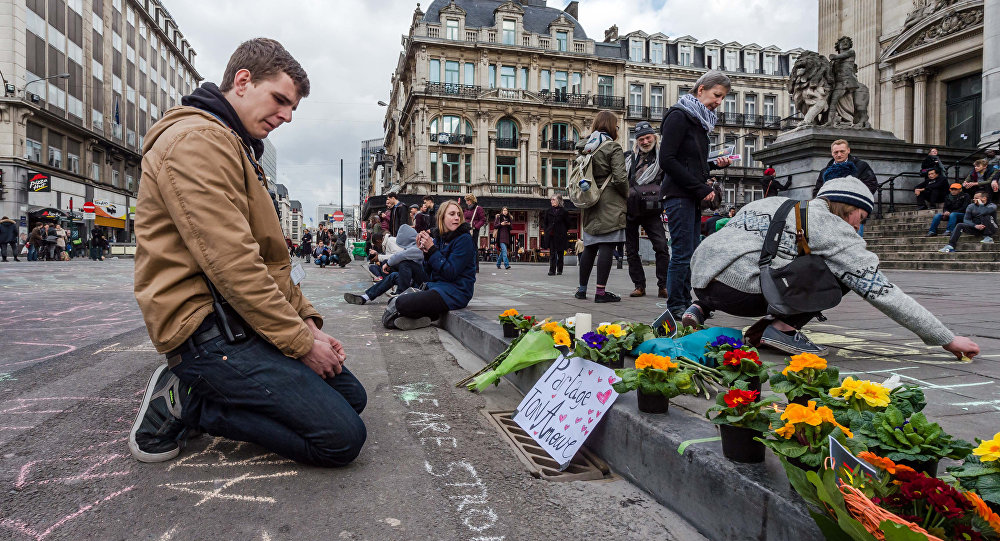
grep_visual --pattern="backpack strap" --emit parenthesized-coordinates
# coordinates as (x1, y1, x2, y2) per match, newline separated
(759, 199, 799, 267)
(796, 200, 812, 255)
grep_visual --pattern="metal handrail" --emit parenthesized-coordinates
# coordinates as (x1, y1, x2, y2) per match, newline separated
(943, 139, 1000, 182)
(873, 172, 925, 219)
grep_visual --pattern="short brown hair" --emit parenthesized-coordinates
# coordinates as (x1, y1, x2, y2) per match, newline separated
(975, 159, 988, 168)
(831, 139, 849, 149)
(821, 198, 860, 221)
(437, 200, 466, 231)
(591, 110, 619, 140)
(220, 38, 310, 98)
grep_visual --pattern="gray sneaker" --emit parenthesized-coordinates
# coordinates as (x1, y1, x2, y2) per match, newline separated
(393, 316, 433, 330)
(982, 236, 994, 244)
(343, 292, 366, 305)
(759, 326, 828, 355)
(939, 245, 955, 253)
(129, 364, 188, 463)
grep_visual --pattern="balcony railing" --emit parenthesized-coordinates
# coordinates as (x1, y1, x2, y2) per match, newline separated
(649, 105, 665, 119)
(425, 82, 481, 98)
(432, 133, 473, 145)
(541, 139, 576, 151)
(593, 94, 625, 109)
(627, 105, 648, 120)
(440, 183, 464, 193)
(496, 137, 519, 149)
(489, 184, 537, 195)
(542, 90, 590, 107)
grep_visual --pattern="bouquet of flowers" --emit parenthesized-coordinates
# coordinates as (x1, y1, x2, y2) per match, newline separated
(757, 400, 854, 468)
(463, 320, 571, 392)
(611, 353, 699, 400)
(948, 432, 1000, 510)
(768, 353, 841, 404)
(706, 383, 778, 433)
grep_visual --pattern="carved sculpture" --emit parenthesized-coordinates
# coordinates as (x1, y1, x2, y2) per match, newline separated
(786, 36, 871, 130)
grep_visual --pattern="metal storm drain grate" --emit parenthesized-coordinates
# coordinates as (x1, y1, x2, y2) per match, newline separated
(483, 410, 611, 482)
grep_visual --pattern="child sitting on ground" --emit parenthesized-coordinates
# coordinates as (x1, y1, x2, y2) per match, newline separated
(939, 191, 997, 252)
(344, 224, 426, 304)
(927, 183, 970, 236)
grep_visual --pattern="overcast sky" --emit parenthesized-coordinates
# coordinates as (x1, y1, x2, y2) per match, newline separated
(166, 0, 817, 225)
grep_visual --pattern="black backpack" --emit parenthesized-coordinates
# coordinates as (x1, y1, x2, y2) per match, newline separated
(758, 199, 843, 316)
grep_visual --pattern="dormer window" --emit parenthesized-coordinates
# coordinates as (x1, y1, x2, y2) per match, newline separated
(725, 49, 738, 71)
(556, 31, 568, 52)
(706, 48, 720, 69)
(502, 19, 516, 45)
(630, 39, 644, 62)
(650, 42, 664, 64)
(745, 52, 758, 73)
(446, 19, 459, 40)
(679, 44, 693, 66)
(763, 54, 775, 75)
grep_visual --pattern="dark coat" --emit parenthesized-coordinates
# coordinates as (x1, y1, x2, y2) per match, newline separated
(493, 213, 513, 246)
(332, 239, 352, 267)
(542, 206, 572, 252)
(424, 222, 476, 310)
(761, 174, 791, 198)
(942, 192, 971, 213)
(464, 204, 486, 230)
(414, 210, 433, 233)
(914, 173, 948, 192)
(388, 203, 408, 237)
(815, 155, 878, 195)
(658, 107, 714, 202)
(0, 218, 17, 244)
(921, 154, 942, 175)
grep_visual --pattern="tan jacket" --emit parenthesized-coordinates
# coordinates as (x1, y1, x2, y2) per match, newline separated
(134, 106, 321, 358)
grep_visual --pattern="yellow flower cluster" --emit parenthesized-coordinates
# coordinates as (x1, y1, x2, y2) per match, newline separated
(597, 323, 626, 338)
(973, 432, 1000, 462)
(774, 401, 852, 439)
(499, 309, 519, 318)
(829, 377, 891, 408)
(540, 320, 571, 347)
(781, 352, 828, 376)
(634, 353, 677, 371)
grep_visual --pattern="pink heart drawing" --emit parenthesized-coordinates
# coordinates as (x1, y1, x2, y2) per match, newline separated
(588, 417, 594, 423)
(559, 414, 567, 422)
(575, 417, 582, 424)
(551, 394, 556, 399)
(596, 389, 612, 405)
(588, 409, 594, 415)
(581, 426, 587, 434)
(596, 411, 601, 418)
(608, 376, 617, 384)
(564, 424, 570, 430)
(597, 377, 602, 383)
(533, 431, 538, 435)
(588, 370, 593, 375)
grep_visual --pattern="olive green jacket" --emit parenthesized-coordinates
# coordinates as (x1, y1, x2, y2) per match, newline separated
(581, 141, 628, 236)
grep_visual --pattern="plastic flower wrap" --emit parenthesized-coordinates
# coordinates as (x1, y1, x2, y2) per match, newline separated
(757, 400, 854, 468)
(467, 320, 569, 392)
(768, 353, 840, 403)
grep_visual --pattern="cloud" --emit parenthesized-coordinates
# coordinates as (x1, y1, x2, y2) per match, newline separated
(165, 0, 815, 224)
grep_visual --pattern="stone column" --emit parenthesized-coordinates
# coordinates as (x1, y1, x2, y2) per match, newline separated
(912, 69, 929, 145)
(891, 74, 913, 142)
(527, 115, 539, 184)
(982, 0, 1000, 145)
(488, 135, 496, 183)
(519, 136, 528, 185)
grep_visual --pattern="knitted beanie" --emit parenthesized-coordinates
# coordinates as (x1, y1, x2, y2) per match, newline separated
(816, 176, 874, 214)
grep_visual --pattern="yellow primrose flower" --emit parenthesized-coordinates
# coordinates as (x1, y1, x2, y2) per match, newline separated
(552, 330, 571, 347)
(782, 352, 828, 375)
(499, 309, 519, 318)
(856, 381, 891, 408)
(973, 432, 1000, 462)
(541, 321, 561, 334)
(597, 323, 626, 338)
(830, 377, 864, 399)
(781, 402, 824, 427)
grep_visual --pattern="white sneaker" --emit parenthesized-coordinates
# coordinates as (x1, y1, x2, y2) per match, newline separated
(939, 245, 955, 253)
(982, 236, 994, 244)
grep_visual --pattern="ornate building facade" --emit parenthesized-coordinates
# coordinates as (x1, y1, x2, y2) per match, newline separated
(371, 0, 804, 251)
(819, 0, 997, 149)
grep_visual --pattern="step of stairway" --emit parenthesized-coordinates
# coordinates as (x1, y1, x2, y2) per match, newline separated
(872, 250, 1000, 262)
(866, 238, 1000, 251)
(878, 260, 1000, 272)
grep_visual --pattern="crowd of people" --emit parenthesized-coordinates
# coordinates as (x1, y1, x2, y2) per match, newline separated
(288, 223, 352, 268)
(915, 149, 999, 252)
(0, 219, 111, 262)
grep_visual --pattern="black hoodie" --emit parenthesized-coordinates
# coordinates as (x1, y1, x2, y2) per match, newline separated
(181, 83, 264, 160)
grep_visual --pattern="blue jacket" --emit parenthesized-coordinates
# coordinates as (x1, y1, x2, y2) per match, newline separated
(424, 222, 476, 310)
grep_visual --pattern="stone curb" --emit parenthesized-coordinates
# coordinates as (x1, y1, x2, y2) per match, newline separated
(440, 308, 822, 541)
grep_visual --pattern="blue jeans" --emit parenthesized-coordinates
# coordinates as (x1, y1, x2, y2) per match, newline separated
(496, 243, 510, 268)
(28, 245, 38, 261)
(663, 198, 701, 315)
(365, 260, 426, 300)
(929, 212, 964, 233)
(171, 330, 367, 467)
(314, 255, 329, 266)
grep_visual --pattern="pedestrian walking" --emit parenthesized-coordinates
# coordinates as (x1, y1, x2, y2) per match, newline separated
(575, 110, 628, 303)
(463, 193, 486, 273)
(493, 207, 512, 270)
(760, 166, 790, 198)
(129, 38, 366, 467)
(623, 121, 669, 298)
(542, 195, 572, 276)
(659, 71, 734, 319)
(0, 216, 19, 262)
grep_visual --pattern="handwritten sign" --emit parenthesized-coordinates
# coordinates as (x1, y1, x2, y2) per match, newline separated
(513, 355, 619, 469)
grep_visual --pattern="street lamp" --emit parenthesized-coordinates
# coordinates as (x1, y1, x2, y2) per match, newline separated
(22, 73, 70, 99)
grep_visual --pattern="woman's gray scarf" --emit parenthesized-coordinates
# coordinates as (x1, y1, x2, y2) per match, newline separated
(675, 93, 718, 133)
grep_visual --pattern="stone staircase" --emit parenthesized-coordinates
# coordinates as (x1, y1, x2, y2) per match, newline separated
(865, 209, 1000, 271)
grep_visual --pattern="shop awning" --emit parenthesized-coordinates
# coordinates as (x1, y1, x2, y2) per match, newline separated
(95, 216, 126, 228)
(28, 208, 68, 221)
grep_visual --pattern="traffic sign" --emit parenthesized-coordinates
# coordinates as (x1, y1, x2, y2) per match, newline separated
(82, 201, 96, 220)
(332, 211, 345, 222)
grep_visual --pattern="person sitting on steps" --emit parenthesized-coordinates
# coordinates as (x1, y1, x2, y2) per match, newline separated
(927, 183, 970, 237)
(344, 225, 425, 305)
(939, 191, 997, 253)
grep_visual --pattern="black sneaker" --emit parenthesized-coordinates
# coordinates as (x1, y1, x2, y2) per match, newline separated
(394, 316, 432, 330)
(594, 291, 621, 303)
(574, 290, 587, 300)
(343, 293, 366, 305)
(759, 326, 828, 355)
(926, 231, 938, 237)
(129, 364, 187, 463)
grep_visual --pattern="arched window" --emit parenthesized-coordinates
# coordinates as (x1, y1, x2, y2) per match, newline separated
(496, 118, 519, 149)
(541, 123, 579, 151)
(430, 115, 474, 145)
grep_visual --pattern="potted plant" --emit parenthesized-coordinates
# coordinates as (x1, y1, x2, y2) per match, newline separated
(498, 309, 532, 338)
(612, 353, 699, 414)
(768, 353, 840, 405)
(714, 347, 770, 392)
(851, 404, 974, 477)
(596, 322, 628, 368)
(616, 321, 655, 355)
(706, 383, 778, 463)
(703, 335, 747, 365)
(757, 399, 854, 470)
(575, 331, 619, 367)
(948, 432, 1000, 513)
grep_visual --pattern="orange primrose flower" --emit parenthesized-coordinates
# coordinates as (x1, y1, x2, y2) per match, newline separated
(966, 491, 1000, 532)
(782, 352, 828, 376)
(499, 309, 519, 318)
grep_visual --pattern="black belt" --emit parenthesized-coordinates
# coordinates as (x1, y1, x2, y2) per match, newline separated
(165, 314, 223, 369)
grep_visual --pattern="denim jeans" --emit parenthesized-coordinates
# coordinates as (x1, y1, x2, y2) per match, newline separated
(625, 212, 670, 290)
(365, 260, 426, 300)
(28, 245, 38, 261)
(496, 243, 509, 268)
(314, 255, 329, 266)
(663, 198, 701, 315)
(171, 331, 367, 467)
(929, 212, 964, 233)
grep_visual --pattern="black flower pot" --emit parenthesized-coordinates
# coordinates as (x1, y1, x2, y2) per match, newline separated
(502, 322, 518, 338)
(896, 458, 940, 478)
(606, 351, 624, 369)
(719, 424, 766, 463)
(637, 389, 668, 414)
(745, 377, 763, 393)
(790, 395, 813, 407)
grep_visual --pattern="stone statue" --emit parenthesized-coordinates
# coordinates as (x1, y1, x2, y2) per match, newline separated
(786, 36, 871, 130)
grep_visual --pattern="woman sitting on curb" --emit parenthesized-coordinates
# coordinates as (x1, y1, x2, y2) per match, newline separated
(679, 176, 980, 360)
(381, 201, 476, 330)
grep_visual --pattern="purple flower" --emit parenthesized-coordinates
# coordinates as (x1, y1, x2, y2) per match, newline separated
(582, 332, 607, 350)
(709, 336, 743, 349)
